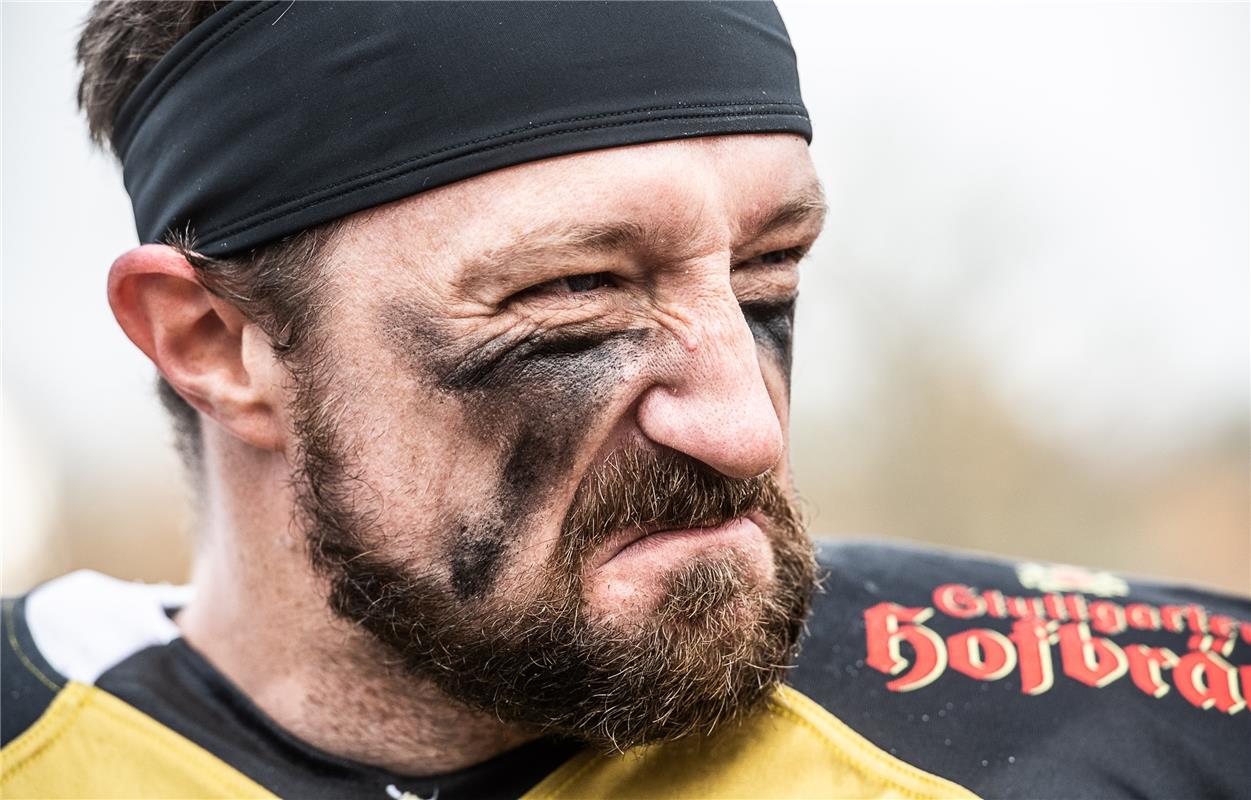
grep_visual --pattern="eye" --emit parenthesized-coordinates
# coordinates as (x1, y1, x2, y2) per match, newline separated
(736, 246, 809, 271)
(515, 271, 616, 302)
(560, 272, 615, 293)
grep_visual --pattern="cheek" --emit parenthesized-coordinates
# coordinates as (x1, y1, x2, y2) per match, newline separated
(429, 329, 654, 597)
(740, 299, 795, 385)
(739, 301, 794, 471)
(448, 424, 582, 599)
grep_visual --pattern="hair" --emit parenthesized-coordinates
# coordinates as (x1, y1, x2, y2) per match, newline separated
(77, 1, 342, 472)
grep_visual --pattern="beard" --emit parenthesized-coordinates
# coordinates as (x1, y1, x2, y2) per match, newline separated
(293, 377, 818, 752)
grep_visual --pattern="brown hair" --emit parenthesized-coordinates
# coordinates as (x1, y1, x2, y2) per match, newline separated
(77, 1, 341, 471)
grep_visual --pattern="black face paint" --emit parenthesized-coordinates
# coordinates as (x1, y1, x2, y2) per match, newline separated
(449, 521, 506, 600)
(391, 295, 796, 599)
(395, 313, 652, 600)
(438, 326, 648, 394)
(740, 298, 796, 384)
(449, 423, 577, 600)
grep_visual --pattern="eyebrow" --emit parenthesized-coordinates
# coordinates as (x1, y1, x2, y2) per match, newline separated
(745, 180, 827, 242)
(455, 220, 650, 292)
(455, 179, 827, 292)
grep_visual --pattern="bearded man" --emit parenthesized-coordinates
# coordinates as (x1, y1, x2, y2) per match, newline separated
(2, 3, 1248, 799)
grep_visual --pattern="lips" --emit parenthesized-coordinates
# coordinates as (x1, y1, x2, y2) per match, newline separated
(591, 515, 758, 571)
(592, 526, 664, 570)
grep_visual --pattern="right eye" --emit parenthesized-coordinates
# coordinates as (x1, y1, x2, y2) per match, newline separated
(518, 271, 616, 300)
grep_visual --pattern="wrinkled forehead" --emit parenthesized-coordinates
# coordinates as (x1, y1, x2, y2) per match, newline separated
(327, 134, 822, 291)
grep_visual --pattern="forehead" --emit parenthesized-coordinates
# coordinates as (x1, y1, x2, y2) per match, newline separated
(328, 134, 820, 287)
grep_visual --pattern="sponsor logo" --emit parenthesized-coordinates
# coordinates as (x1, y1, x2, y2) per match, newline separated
(864, 580, 1250, 714)
(1016, 562, 1129, 597)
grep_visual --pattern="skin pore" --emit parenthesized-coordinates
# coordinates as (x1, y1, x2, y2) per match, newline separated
(111, 134, 826, 774)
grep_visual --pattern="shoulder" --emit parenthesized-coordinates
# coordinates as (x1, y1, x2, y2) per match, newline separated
(800, 537, 1251, 649)
(789, 538, 1251, 799)
(1, 570, 189, 746)
(523, 681, 977, 800)
(1, 594, 66, 747)
(0, 572, 271, 798)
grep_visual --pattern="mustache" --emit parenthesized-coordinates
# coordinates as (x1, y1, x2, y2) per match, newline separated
(556, 446, 799, 567)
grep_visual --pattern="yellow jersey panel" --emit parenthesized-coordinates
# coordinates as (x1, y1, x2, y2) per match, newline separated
(522, 684, 978, 800)
(1, 681, 275, 800)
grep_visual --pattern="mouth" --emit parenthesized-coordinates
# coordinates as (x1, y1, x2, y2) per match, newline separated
(591, 515, 765, 572)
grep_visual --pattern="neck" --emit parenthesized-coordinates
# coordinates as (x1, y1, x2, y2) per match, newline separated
(175, 428, 536, 775)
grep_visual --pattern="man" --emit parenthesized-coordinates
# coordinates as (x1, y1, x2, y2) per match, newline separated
(1, 2, 1247, 798)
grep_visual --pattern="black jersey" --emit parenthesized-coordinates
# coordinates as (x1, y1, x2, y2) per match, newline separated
(791, 541, 1251, 799)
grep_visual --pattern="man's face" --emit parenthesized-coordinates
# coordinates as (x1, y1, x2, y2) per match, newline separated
(287, 134, 825, 748)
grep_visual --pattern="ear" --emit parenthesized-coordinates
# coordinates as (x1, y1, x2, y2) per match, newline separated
(107, 244, 288, 453)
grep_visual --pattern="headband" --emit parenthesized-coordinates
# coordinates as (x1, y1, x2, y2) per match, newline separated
(115, 1, 811, 257)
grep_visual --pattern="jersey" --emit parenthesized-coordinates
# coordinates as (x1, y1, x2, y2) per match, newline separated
(3, 540, 1248, 799)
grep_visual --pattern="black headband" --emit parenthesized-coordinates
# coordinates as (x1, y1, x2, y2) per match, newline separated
(115, 1, 811, 257)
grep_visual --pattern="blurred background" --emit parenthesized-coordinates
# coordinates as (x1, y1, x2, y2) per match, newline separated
(3, 2, 1248, 595)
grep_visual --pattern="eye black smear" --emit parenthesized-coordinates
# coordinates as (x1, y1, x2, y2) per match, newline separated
(450, 522, 506, 599)
(740, 298, 796, 382)
(439, 327, 646, 394)
(425, 324, 650, 599)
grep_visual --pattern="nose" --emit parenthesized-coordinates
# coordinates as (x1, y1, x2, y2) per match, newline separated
(635, 285, 785, 480)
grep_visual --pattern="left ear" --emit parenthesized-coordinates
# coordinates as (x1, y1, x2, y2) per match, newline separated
(107, 244, 291, 453)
